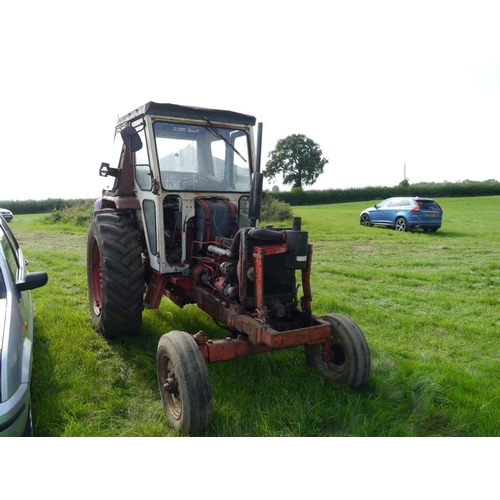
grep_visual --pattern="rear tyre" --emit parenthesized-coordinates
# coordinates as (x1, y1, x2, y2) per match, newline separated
(87, 209, 144, 338)
(360, 214, 371, 226)
(395, 217, 408, 231)
(157, 331, 213, 434)
(305, 313, 370, 388)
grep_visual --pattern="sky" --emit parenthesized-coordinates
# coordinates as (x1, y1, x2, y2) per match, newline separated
(1, 0, 499, 200)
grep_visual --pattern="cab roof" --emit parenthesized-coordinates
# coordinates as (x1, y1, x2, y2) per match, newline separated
(117, 102, 256, 128)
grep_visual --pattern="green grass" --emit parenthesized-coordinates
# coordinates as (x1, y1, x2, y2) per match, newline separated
(11, 196, 500, 436)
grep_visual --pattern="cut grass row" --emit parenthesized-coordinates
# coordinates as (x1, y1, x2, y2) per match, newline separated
(12, 196, 500, 436)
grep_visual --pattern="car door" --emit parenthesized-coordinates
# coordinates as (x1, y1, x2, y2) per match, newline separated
(0, 219, 33, 405)
(387, 198, 406, 225)
(371, 199, 390, 224)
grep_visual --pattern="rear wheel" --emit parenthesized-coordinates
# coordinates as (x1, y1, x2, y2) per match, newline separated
(87, 210, 144, 338)
(305, 313, 370, 387)
(157, 331, 213, 434)
(395, 217, 408, 231)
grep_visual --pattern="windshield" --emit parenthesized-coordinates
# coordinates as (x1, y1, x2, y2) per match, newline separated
(153, 121, 251, 192)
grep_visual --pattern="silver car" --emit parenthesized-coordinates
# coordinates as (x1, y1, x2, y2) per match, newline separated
(0, 215, 47, 436)
(0, 209, 13, 222)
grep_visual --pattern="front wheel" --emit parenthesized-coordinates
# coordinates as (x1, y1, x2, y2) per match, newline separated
(360, 214, 371, 226)
(394, 217, 408, 231)
(305, 314, 370, 387)
(157, 331, 213, 434)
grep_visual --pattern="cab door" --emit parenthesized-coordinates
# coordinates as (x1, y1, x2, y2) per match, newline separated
(128, 118, 167, 274)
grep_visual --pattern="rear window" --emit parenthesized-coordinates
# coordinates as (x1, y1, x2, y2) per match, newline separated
(417, 200, 441, 211)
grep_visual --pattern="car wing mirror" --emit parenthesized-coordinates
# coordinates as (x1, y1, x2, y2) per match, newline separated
(16, 272, 48, 292)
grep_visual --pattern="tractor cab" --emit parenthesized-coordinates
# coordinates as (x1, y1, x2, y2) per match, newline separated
(99, 102, 262, 275)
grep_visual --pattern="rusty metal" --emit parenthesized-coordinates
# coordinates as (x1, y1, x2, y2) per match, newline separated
(144, 271, 167, 309)
(193, 320, 331, 363)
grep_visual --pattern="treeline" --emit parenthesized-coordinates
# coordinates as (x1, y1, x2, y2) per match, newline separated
(0, 198, 94, 214)
(268, 180, 500, 206)
(1, 180, 499, 214)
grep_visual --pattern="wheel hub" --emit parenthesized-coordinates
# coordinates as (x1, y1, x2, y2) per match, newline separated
(164, 377, 178, 395)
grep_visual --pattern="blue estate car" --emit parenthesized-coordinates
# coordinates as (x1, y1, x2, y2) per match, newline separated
(360, 197, 443, 232)
(0, 215, 47, 436)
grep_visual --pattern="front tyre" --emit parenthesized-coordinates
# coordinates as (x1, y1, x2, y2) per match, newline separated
(360, 214, 371, 226)
(157, 331, 213, 434)
(305, 313, 370, 388)
(87, 209, 145, 338)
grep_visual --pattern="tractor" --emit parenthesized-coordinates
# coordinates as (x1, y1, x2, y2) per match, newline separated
(87, 102, 370, 434)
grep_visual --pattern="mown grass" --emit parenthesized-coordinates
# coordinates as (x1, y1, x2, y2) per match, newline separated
(11, 196, 500, 436)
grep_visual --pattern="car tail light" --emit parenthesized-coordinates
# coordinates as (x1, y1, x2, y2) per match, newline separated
(411, 203, 420, 213)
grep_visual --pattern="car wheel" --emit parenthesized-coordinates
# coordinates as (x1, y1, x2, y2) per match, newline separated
(395, 217, 408, 232)
(360, 214, 371, 227)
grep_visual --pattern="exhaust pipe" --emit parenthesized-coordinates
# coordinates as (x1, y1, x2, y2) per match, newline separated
(249, 122, 263, 227)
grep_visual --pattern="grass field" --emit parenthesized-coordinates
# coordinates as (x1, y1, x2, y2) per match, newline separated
(11, 196, 500, 436)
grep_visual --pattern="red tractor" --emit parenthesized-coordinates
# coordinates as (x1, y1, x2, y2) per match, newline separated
(87, 102, 370, 434)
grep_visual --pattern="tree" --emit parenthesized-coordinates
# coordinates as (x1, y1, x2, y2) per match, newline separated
(264, 134, 328, 189)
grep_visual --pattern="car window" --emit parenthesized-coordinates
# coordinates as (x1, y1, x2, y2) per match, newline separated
(0, 220, 20, 280)
(0, 268, 6, 297)
(418, 200, 441, 211)
(377, 200, 390, 208)
(388, 199, 401, 207)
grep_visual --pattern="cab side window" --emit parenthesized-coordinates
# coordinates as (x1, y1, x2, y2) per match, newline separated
(134, 128, 153, 191)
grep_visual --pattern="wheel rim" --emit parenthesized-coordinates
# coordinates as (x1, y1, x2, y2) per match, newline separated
(360, 214, 370, 226)
(159, 355, 182, 421)
(395, 218, 406, 231)
(330, 342, 346, 366)
(322, 341, 346, 375)
(89, 237, 103, 316)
